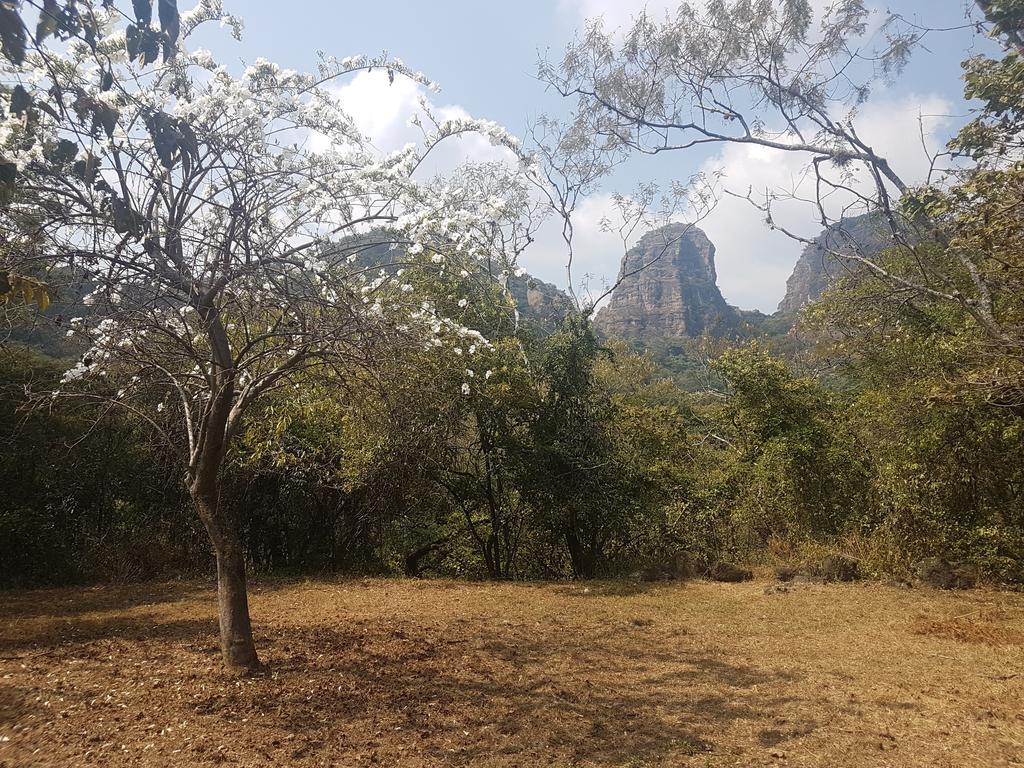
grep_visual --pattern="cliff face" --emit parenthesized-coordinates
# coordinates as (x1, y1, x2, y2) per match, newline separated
(777, 214, 894, 315)
(507, 274, 573, 331)
(593, 223, 741, 339)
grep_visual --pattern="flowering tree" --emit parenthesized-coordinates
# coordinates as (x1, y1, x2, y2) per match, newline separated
(0, 1, 531, 670)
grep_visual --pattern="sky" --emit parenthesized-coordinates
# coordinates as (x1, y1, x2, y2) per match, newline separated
(196, 1, 995, 313)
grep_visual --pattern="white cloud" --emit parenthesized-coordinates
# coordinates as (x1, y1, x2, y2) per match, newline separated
(331, 71, 422, 150)
(311, 70, 954, 317)
(519, 94, 955, 314)
(552, 0, 948, 313)
(319, 71, 646, 304)
(313, 70, 517, 174)
(699, 94, 954, 312)
(520, 193, 653, 308)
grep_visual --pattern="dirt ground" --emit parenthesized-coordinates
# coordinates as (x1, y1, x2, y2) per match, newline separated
(0, 578, 1021, 767)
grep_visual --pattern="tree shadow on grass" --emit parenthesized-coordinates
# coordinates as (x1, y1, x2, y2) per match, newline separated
(0, 580, 213, 622)
(0, 684, 31, 727)
(178, 619, 814, 767)
(0, 611, 215, 656)
(1, 584, 821, 766)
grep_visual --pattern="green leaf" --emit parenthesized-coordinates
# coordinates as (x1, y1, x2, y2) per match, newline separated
(72, 152, 100, 184)
(110, 195, 147, 238)
(176, 119, 198, 159)
(35, 0, 59, 44)
(82, 7, 98, 49)
(145, 110, 179, 169)
(49, 138, 78, 164)
(125, 23, 139, 60)
(139, 27, 160, 65)
(10, 84, 30, 116)
(0, 161, 16, 186)
(56, 2, 82, 40)
(35, 100, 60, 121)
(158, 0, 178, 60)
(92, 103, 118, 138)
(0, 273, 51, 308)
(0, 4, 26, 65)
(132, 0, 152, 27)
(0, 168, 14, 206)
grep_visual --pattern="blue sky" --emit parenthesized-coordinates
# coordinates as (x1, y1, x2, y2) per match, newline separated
(200, 1, 995, 312)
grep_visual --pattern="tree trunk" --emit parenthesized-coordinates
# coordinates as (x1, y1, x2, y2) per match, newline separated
(191, 480, 260, 672)
(214, 538, 259, 671)
(565, 529, 596, 579)
(404, 538, 446, 577)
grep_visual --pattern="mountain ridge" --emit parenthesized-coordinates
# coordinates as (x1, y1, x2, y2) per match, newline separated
(590, 214, 895, 345)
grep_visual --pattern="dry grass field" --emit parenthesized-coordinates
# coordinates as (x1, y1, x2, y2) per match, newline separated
(0, 577, 1021, 767)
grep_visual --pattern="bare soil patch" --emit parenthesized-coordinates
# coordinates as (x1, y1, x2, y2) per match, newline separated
(1, 578, 1021, 767)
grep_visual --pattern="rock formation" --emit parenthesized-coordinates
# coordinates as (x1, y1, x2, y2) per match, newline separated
(506, 273, 574, 331)
(330, 214, 896, 350)
(593, 223, 742, 340)
(777, 213, 895, 315)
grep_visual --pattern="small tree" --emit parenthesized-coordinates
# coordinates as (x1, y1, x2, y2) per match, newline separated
(522, 316, 652, 577)
(1, 2, 531, 669)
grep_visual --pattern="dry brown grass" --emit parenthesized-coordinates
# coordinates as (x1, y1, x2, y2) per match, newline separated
(0, 578, 1022, 767)
(912, 606, 1024, 647)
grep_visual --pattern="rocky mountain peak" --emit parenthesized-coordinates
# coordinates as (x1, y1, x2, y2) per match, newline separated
(777, 213, 895, 315)
(593, 223, 740, 340)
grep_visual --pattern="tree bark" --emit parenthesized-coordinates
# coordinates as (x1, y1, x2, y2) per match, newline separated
(565, 529, 596, 579)
(191, 479, 260, 672)
(214, 537, 259, 671)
